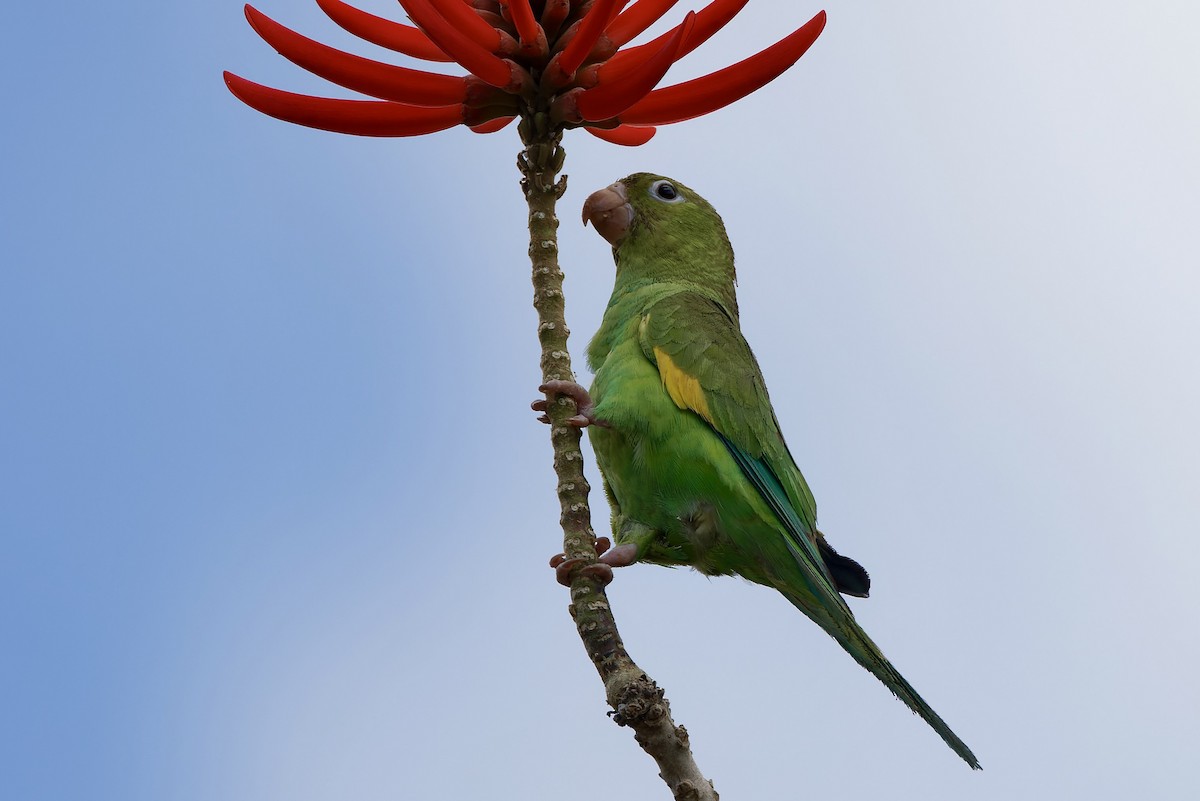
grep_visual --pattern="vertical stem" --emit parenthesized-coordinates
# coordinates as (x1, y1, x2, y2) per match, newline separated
(520, 115, 595, 565)
(519, 114, 719, 801)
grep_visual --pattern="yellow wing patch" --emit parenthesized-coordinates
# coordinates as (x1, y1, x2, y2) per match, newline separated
(653, 346, 714, 424)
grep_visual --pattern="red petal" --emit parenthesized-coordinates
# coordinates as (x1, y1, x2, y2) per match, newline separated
(396, 0, 517, 90)
(585, 124, 657, 146)
(500, 0, 543, 47)
(604, 0, 747, 80)
(470, 115, 516, 134)
(245, 6, 468, 107)
(224, 71, 464, 136)
(540, 0, 571, 38)
(315, 0, 451, 62)
(576, 12, 693, 121)
(425, 0, 510, 54)
(606, 0, 678, 47)
(555, 0, 622, 77)
(619, 10, 826, 126)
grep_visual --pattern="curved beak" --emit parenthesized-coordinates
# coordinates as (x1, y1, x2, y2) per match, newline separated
(582, 182, 633, 247)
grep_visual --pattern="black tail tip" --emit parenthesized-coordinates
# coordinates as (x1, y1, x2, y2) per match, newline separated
(818, 539, 871, 598)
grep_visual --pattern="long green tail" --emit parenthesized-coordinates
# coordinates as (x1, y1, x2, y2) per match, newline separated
(783, 590, 981, 769)
(723, 437, 980, 767)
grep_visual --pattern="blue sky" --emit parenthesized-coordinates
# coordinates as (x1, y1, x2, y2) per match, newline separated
(4, 2, 1199, 799)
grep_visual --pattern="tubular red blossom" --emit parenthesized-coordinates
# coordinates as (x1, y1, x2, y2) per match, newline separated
(555, 0, 622, 77)
(585, 124, 657, 145)
(540, 0, 571, 38)
(424, 0, 513, 55)
(548, 87, 585, 126)
(470, 115, 516, 134)
(224, 72, 464, 136)
(474, 9, 508, 30)
(315, 0, 451, 62)
(604, 0, 747, 80)
(619, 10, 826, 125)
(465, 103, 523, 125)
(606, 0, 678, 46)
(244, 6, 469, 107)
(500, 0, 543, 48)
(576, 12, 693, 121)
(228, 1, 828, 143)
(395, 0, 516, 89)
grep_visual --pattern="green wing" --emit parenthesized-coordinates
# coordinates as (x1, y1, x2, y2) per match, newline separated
(638, 290, 834, 593)
(639, 290, 981, 769)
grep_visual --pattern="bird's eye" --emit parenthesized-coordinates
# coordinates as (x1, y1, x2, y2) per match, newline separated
(650, 180, 684, 203)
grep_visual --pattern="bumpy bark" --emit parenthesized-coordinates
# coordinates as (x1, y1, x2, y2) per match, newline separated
(519, 114, 718, 801)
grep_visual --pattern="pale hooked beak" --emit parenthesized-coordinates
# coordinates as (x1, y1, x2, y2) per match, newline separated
(582, 182, 633, 247)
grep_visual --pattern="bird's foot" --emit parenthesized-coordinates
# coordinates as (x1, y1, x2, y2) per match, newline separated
(532, 380, 609, 428)
(549, 536, 638, 586)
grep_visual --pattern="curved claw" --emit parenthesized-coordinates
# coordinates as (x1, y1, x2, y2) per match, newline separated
(539, 380, 608, 428)
(579, 563, 615, 585)
(549, 538, 613, 568)
(553, 556, 587, 586)
(551, 537, 625, 586)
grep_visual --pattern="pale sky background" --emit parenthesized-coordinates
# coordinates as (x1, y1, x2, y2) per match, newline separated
(4, 1, 1199, 799)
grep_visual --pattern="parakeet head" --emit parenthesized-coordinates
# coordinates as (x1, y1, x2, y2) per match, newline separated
(583, 173, 736, 296)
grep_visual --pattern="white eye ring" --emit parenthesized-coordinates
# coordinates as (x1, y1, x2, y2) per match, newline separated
(649, 179, 685, 203)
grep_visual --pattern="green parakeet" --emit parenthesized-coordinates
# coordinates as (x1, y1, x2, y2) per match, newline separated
(551, 173, 979, 769)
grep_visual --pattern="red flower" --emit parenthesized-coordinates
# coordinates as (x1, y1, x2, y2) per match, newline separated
(224, 0, 826, 146)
